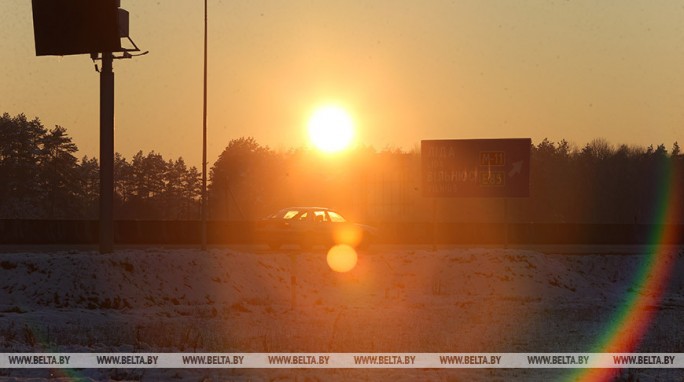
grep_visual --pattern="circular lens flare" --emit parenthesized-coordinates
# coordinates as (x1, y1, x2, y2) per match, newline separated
(326, 244, 358, 273)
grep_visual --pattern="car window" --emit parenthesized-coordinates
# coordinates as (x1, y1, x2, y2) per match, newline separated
(282, 210, 299, 220)
(327, 211, 346, 223)
(314, 211, 328, 222)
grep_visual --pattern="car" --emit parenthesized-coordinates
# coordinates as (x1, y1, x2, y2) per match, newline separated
(258, 207, 377, 250)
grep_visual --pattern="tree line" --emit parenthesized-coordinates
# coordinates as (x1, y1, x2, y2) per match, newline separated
(1, 112, 682, 223)
(208, 136, 683, 224)
(0, 113, 201, 219)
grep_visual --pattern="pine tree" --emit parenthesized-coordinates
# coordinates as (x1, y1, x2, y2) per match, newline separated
(0, 114, 47, 217)
(39, 125, 79, 217)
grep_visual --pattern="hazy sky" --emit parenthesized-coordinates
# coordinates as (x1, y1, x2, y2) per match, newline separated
(2, 1, 684, 167)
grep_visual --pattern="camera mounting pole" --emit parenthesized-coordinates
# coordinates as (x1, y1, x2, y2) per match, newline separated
(98, 51, 115, 253)
(32, 0, 146, 253)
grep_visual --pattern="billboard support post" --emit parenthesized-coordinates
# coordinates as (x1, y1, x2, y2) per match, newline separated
(99, 52, 114, 254)
(431, 197, 437, 252)
(504, 198, 509, 249)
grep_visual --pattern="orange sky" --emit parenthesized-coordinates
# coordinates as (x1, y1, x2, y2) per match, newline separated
(2, 1, 684, 167)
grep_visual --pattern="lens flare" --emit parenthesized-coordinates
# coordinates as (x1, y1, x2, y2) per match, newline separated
(333, 224, 363, 247)
(326, 244, 358, 273)
(571, 158, 682, 382)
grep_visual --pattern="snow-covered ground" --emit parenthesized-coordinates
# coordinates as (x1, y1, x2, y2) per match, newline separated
(0, 245, 682, 381)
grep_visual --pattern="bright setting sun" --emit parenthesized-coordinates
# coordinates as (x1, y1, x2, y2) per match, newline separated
(307, 105, 355, 153)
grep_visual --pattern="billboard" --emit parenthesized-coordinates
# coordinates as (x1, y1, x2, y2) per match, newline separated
(32, 0, 121, 56)
(422, 138, 531, 198)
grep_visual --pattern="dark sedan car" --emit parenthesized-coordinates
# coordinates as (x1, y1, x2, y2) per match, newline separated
(258, 207, 377, 249)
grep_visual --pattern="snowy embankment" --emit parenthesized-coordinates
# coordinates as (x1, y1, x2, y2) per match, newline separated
(0, 246, 682, 381)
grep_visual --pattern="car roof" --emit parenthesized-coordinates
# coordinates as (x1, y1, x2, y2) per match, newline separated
(280, 207, 332, 211)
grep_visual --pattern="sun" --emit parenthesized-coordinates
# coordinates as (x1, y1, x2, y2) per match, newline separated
(307, 105, 355, 153)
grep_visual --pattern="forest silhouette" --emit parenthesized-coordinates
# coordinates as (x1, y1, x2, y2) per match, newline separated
(1, 112, 682, 225)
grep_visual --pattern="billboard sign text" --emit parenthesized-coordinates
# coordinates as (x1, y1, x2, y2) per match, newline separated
(422, 138, 531, 197)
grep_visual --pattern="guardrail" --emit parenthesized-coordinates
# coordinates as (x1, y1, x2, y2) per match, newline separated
(1, 220, 682, 245)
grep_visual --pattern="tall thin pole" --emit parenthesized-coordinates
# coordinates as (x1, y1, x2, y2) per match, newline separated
(431, 197, 437, 252)
(504, 198, 509, 249)
(99, 52, 114, 254)
(201, 0, 208, 250)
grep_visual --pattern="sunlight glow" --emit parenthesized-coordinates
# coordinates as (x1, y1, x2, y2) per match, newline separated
(326, 244, 358, 273)
(307, 105, 354, 153)
(333, 224, 363, 247)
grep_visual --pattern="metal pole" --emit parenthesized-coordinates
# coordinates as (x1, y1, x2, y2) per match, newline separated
(201, 0, 208, 250)
(504, 198, 509, 249)
(99, 52, 114, 254)
(290, 254, 297, 310)
(431, 197, 437, 251)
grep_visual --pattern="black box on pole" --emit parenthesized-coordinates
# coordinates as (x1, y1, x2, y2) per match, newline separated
(31, 0, 121, 56)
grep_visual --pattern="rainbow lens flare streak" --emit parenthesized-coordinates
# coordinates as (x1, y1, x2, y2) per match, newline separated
(572, 159, 682, 382)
